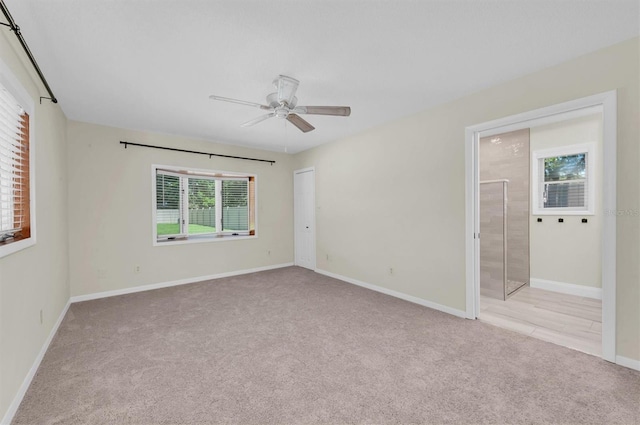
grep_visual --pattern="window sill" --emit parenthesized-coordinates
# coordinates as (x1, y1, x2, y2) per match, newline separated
(153, 234, 257, 247)
(0, 237, 35, 259)
(532, 210, 594, 216)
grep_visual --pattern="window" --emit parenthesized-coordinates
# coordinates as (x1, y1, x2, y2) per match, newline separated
(153, 165, 256, 244)
(532, 143, 595, 215)
(0, 70, 33, 257)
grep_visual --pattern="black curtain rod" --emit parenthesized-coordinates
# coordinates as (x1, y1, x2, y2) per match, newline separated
(0, 1, 57, 103)
(120, 141, 276, 165)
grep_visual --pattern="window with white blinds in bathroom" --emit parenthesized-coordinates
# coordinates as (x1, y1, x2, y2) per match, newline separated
(532, 143, 595, 215)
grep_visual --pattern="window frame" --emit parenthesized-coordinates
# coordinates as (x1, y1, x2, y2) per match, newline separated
(531, 143, 595, 215)
(0, 57, 35, 259)
(152, 164, 257, 246)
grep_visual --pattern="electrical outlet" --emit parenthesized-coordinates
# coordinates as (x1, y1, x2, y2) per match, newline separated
(134, 265, 141, 273)
(389, 267, 394, 275)
(267, 250, 271, 256)
(39, 309, 43, 324)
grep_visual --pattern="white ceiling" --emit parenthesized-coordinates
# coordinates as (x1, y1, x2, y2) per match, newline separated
(5, 1, 639, 154)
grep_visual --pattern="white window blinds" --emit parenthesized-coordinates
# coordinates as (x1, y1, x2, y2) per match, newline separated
(532, 143, 595, 215)
(155, 167, 253, 242)
(540, 153, 587, 210)
(0, 84, 29, 242)
(155, 173, 181, 237)
(222, 180, 248, 231)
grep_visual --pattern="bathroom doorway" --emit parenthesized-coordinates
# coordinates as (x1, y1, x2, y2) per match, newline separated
(465, 91, 617, 362)
(477, 119, 603, 357)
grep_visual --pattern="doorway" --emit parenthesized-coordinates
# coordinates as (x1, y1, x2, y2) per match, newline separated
(294, 167, 316, 270)
(477, 119, 603, 356)
(465, 91, 617, 362)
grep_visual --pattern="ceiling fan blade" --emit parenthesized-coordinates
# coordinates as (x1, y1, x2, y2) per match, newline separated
(294, 106, 351, 116)
(209, 95, 271, 110)
(241, 113, 275, 127)
(286, 114, 315, 133)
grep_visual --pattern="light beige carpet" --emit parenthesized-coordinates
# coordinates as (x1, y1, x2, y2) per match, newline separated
(13, 267, 640, 424)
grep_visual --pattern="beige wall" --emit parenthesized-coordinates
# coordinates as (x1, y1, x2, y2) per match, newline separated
(530, 114, 603, 288)
(67, 122, 294, 297)
(294, 37, 639, 361)
(1, 33, 638, 423)
(0, 34, 70, 419)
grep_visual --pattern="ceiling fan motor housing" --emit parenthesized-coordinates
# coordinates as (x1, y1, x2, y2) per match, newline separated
(267, 92, 298, 119)
(267, 92, 297, 108)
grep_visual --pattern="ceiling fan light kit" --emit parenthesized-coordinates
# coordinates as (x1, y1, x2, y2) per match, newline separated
(275, 75, 299, 105)
(209, 75, 351, 133)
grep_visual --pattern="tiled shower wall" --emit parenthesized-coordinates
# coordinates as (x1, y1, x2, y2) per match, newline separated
(479, 182, 506, 299)
(480, 129, 530, 298)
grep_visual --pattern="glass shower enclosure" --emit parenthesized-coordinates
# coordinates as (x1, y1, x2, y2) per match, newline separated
(479, 129, 530, 301)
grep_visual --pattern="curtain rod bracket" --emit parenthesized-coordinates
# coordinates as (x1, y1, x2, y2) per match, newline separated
(39, 96, 56, 104)
(0, 2, 58, 104)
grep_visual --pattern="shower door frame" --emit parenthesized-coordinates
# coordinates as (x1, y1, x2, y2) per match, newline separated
(464, 90, 617, 363)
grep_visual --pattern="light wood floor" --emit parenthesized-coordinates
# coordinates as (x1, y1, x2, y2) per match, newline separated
(480, 286, 602, 357)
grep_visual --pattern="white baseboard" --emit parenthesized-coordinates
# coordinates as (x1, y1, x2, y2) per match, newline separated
(70, 263, 294, 303)
(530, 278, 602, 300)
(616, 355, 640, 371)
(1, 300, 70, 425)
(315, 269, 467, 319)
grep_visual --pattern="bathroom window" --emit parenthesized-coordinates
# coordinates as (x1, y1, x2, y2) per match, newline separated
(532, 143, 594, 215)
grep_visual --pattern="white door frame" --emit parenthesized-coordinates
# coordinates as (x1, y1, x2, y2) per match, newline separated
(464, 90, 617, 362)
(294, 167, 317, 270)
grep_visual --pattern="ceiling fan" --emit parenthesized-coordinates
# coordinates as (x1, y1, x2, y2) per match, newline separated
(209, 75, 351, 133)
